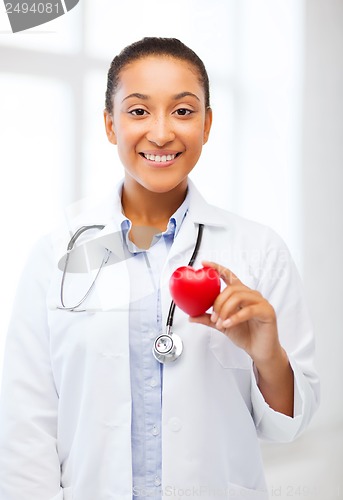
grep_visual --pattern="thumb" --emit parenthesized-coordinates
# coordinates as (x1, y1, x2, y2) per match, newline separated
(201, 260, 241, 286)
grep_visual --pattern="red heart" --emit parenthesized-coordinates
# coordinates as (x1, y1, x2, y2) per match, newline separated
(169, 266, 221, 317)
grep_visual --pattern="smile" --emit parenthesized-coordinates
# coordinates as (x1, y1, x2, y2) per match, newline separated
(140, 152, 181, 163)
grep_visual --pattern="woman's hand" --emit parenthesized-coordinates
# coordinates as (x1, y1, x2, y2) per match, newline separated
(189, 260, 294, 416)
(189, 260, 280, 365)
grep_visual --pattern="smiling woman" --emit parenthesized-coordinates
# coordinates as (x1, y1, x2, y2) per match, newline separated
(0, 36, 319, 500)
(104, 55, 212, 228)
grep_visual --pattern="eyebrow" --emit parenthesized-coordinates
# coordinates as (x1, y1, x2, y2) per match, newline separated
(122, 91, 201, 103)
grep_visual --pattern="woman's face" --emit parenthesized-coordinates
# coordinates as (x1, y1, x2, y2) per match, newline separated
(104, 55, 212, 194)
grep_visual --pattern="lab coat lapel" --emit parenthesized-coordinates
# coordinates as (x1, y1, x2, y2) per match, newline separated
(93, 258, 131, 312)
(84, 223, 131, 312)
(165, 214, 198, 274)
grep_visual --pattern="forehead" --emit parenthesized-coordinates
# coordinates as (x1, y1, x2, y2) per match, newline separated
(115, 56, 204, 100)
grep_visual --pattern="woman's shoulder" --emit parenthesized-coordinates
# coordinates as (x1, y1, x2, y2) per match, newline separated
(187, 180, 287, 251)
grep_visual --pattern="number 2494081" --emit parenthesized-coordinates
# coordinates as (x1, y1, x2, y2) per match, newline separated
(5, 3, 60, 14)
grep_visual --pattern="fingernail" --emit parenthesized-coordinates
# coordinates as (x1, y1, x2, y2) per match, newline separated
(216, 318, 223, 329)
(211, 312, 218, 323)
(222, 318, 233, 328)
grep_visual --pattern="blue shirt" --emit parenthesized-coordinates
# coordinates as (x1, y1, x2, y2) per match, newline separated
(120, 193, 189, 499)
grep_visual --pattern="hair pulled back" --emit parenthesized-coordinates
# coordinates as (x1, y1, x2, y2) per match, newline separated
(105, 37, 210, 114)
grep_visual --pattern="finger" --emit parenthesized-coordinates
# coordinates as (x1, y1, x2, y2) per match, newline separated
(221, 303, 275, 329)
(221, 304, 260, 329)
(201, 260, 242, 286)
(210, 284, 249, 322)
(215, 290, 262, 326)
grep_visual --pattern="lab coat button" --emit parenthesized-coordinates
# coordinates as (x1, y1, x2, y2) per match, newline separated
(168, 417, 182, 432)
(152, 425, 160, 436)
(154, 477, 161, 487)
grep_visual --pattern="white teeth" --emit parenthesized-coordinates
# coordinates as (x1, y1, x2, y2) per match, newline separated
(144, 153, 177, 162)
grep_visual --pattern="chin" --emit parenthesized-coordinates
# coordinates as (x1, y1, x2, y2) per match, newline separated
(125, 168, 190, 194)
(143, 178, 187, 194)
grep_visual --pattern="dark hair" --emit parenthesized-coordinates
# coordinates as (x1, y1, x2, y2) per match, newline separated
(105, 37, 210, 114)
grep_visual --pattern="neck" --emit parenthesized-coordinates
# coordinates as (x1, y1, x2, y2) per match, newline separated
(121, 177, 188, 230)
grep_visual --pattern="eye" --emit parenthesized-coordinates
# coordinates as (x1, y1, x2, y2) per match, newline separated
(174, 108, 193, 116)
(129, 108, 148, 116)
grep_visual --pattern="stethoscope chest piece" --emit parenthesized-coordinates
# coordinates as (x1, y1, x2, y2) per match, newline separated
(152, 331, 183, 363)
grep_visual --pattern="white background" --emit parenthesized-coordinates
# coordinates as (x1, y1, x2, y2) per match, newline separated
(0, 1, 342, 498)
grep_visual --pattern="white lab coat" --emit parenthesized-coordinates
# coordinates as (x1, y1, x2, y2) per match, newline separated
(0, 180, 319, 500)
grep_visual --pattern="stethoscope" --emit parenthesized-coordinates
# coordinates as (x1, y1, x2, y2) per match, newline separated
(58, 223, 204, 364)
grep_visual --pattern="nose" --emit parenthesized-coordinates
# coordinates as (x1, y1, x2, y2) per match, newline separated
(146, 114, 175, 147)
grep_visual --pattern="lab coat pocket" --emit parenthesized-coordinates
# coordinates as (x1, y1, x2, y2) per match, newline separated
(209, 330, 251, 369)
(226, 481, 268, 499)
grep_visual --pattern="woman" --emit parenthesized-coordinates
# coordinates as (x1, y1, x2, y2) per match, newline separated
(0, 37, 319, 500)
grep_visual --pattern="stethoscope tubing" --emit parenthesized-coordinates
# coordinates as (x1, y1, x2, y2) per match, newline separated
(58, 222, 204, 362)
(165, 223, 204, 329)
(58, 225, 109, 312)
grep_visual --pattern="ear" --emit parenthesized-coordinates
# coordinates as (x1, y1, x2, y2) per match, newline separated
(203, 107, 213, 145)
(104, 110, 117, 145)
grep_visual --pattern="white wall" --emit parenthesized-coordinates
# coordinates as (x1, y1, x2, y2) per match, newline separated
(303, 0, 343, 431)
(262, 2, 343, 499)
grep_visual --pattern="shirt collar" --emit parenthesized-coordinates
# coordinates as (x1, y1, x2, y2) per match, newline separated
(168, 189, 190, 238)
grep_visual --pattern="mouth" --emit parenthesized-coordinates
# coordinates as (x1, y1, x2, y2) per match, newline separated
(139, 152, 182, 164)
